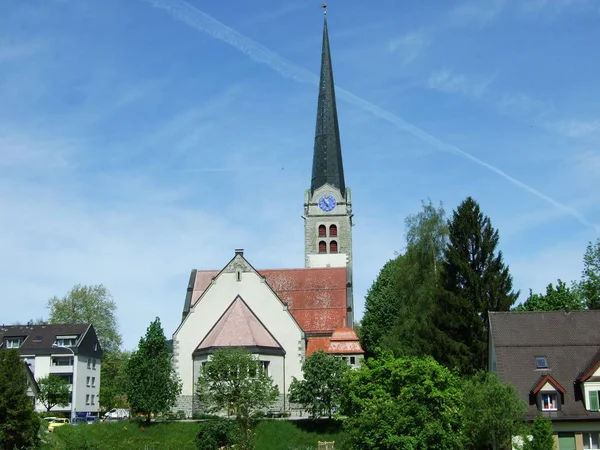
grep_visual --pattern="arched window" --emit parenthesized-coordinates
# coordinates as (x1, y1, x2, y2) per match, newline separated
(329, 224, 338, 237)
(330, 240, 338, 253)
(318, 225, 327, 237)
(318, 241, 327, 253)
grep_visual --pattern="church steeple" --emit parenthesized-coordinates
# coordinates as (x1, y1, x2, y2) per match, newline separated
(311, 17, 345, 196)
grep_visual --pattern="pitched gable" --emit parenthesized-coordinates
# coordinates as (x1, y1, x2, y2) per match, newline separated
(194, 296, 284, 356)
(531, 374, 566, 394)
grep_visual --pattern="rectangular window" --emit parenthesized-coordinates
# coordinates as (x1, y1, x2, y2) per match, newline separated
(589, 391, 599, 412)
(92, 359, 96, 370)
(542, 393, 558, 411)
(91, 394, 95, 405)
(86, 376, 90, 387)
(91, 377, 96, 387)
(535, 357, 548, 369)
(52, 357, 73, 366)
(583, 432, 599, 449)
(5, 338, 22, 348)
(350, 356, 356, 365)
(57, 374, 73, 384)
(86, 394, 90, 405)
(87, 358, 91, 369)
(55, 338, 77, 347)
(260, 361, 270, 377)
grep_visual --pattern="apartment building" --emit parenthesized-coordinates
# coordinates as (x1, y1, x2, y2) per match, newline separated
(0, 323, 103, 418)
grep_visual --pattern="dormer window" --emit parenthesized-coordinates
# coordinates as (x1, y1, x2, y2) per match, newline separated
(542, 393, 558, 411)
(55, 336, 78, 347)
(535, 357, 548, 369)
(4, 338, 23, 348)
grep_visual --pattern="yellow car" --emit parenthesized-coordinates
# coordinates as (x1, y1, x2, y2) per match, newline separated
(48, 418, 70, 432)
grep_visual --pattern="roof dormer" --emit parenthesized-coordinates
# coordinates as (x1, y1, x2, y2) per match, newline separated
(531, 374, 565, 412)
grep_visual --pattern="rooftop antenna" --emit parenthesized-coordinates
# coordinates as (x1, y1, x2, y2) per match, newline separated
(321, 1, 327, 15)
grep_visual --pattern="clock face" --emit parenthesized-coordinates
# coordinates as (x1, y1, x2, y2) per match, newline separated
(318, 194, 337, 212)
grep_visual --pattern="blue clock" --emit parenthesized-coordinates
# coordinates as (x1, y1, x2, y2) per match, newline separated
(318, 194, 337, 212)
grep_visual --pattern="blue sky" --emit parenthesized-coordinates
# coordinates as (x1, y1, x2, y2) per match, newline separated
(2, 0, 599, 350)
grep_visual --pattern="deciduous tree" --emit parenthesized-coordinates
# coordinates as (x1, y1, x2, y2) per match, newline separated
(47, 284, 123, 353)
(580, 238, 600, 310)
(0, 350, 40, 449)
(514, 279, 584, 312)
(522, 416, 555, 450)
(342, 351, 466, 450)
(99, 350, 130, 411)
(37, 375, 71, 412)
(125, 317, 182, 424)
(289, 350, 349, 419)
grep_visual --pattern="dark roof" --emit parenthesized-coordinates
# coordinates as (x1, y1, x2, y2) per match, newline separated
(490, 310, 600, 420)
(0, 324, 89, 355)
(311, 17, 346, 196)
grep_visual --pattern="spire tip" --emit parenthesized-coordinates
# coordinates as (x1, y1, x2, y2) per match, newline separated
(321, 2, 327, 15)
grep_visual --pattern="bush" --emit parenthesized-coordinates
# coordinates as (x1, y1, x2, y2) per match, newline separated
(196, 418, 240, 450)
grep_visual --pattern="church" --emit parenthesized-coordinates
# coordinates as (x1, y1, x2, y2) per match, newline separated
(172, 16, 364, 415)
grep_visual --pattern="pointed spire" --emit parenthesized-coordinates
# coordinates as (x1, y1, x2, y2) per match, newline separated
(311, 16, 345, 196)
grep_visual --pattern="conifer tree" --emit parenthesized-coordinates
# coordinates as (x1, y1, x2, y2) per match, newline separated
(0, 350, 40, 449)
(437, 197, 518, 374)
(125, 317, 182, 423)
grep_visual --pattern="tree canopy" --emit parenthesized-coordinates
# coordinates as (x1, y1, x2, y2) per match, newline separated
(196, 348, 279, 423)
(436, 197, 518, 374)
(289, 350, 349, 419)
(0, 350, 40, 450)
(342, 352, 466, 450)
(581, 238, 600, 309)
(125, 317, 182, 423)
(99, 350, 130, 411)
(47, 283, 123, 353)
(514, 279, 585, 312)
(37, 375, 71, 412)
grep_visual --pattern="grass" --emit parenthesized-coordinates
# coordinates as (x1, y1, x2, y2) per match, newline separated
(41, 418, 348, 450)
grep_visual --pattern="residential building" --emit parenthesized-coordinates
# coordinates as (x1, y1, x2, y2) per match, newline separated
(24, 362, 39, 407)
(489, 310, 600, 450)
(0, 324, 103, 418)
(172, 16, 364, 416)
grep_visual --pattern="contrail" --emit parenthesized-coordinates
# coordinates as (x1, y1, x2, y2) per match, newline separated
(141, 0, 598, 231)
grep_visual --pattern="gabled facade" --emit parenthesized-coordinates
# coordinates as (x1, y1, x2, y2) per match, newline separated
(0, 324, 103, 418)
(489, 310, 600, 450)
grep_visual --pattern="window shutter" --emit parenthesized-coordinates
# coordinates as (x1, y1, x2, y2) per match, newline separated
(590, 390, 599, 411)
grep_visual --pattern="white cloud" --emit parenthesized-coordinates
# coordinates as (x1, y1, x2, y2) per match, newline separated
(427, 68, 494, 99)
(387, 30, 432, 65)
(552, 119, 600, 138)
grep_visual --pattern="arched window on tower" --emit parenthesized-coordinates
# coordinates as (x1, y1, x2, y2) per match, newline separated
(329, 224, 338, 237)
(318, 225, 326, 237)
(330, 240, 338, 253)
(319, 241, 327, 253)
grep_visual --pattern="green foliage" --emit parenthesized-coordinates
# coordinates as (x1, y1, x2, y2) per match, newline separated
(289, 350, 349, 419)
(514, 279, 585, 312)
(41, 418, 347, 450)
(359, 256, 403, 356)
(0, 349, 40, 450)
(437, 197, 518, 375)
(196, 348, 279, 425)
(47, 284, 123, 353)
(522, 416, 555, 450)
(196, 418, 241, 450)
(99, 350, 130, 411)
(462, 372, 527, 450)
(342, 351, 465, 449)
(38, 374, 71, 412)
(581, 238, 600, 309)
(360, 200, 448, 358)
(125, 317, 182, 423)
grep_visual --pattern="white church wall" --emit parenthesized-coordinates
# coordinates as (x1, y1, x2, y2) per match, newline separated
(173, 261, 305, 399)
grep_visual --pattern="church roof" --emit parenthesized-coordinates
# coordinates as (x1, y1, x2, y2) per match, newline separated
(195, 296, 284, 355)
(311, 17, 346, 196)
(186, 267, 348, 335)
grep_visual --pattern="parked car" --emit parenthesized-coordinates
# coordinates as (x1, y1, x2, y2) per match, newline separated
(103, 408, 130, 420)
(48, 418, 70, 432)
(86, 416, 100, 424)
(71, 417, 88, 426)
(42, 417, 58, 423)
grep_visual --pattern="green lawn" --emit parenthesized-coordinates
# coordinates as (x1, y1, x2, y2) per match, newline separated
(42, 419, 347, 450)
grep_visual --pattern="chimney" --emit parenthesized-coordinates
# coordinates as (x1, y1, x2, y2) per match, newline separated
(235, 249, 244, 256)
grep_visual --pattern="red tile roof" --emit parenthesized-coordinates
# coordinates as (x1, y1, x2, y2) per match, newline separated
(306, 337, 331, 357)
(327, 326, 364, 354)
(190, 267, 348, 335)
(196, 297, 282, 352)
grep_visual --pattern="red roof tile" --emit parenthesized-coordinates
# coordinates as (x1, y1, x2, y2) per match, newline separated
(190, 267, 348, 335)
(327, 326, 364, 354)
(306, 337, 331, 357)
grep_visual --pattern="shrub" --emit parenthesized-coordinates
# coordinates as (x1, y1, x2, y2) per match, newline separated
(196, 418, 240, 450)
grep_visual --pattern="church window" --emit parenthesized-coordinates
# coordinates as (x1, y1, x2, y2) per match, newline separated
(319, 241, 327, 253)
(318, 225, 327, 237)
(329, 225, 337, 237)
(330, 240, 338, 253)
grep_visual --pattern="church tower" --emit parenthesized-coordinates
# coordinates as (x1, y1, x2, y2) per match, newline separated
(304, 16, 354, 326)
